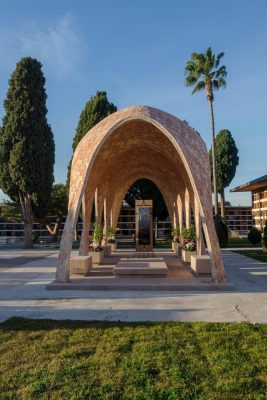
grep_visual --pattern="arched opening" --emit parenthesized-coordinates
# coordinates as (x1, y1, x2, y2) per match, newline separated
(116, 178, 171, 248)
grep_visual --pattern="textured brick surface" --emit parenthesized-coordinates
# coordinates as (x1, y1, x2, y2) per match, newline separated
(56, 106, 226, 283)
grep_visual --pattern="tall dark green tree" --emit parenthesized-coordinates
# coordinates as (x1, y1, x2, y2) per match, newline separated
(185, 47, 227, 216)
(67, 91, 117, 188)
(209, 130, 239, 219)
(0, 57, 55, 248)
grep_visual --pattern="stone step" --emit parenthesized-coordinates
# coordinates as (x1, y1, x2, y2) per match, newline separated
(114, 257, 168, 277)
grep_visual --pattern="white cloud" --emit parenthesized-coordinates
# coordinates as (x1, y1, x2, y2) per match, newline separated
(0, 14, 85, 79)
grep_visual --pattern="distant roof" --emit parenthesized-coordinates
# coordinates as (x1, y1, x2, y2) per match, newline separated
(231, 174, 267, 192)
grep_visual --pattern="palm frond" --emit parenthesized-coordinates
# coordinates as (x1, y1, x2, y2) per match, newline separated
(192, 80, 205, 94)
(185, 75, 198, 86)
(206, 47, 213, 59)
(215, 65, 227, 78)
(213, 78, 226, 90)
(184, 48, 226, 95)
(192, 53, 206, 64)
(215, 52, 225, 68)
(185, 61, 197, 73)
(209, 71, 215, 79)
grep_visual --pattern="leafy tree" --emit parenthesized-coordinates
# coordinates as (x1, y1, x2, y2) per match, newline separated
(0, 57, 55, 248)
(43, 184, 68, 242)
(67, 91, 117, 188)
(0, 184, 67, 242)
(125, 179, 168, 220)
(214, 217, 228, 247)
(185, 47, 227, 216)
(248, 227, 262, 246)
(0, 201, 22, 223)
(209, 130, 239, 219)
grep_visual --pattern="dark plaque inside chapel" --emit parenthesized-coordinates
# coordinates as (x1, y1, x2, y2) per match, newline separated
(138, 206, 151, 244)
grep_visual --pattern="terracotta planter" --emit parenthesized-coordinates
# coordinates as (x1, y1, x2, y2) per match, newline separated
(182, 249, 196, 263)
(89, 250, 104, 264)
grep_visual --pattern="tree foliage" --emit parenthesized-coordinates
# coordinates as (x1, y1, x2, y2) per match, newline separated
(0, 57, 55, 247)
(248, 227, 262, 246)
(67, 91, 117, 188)
(47, 184, 68, 219)
(43, 184, 68, 241)
(209, 130, 239, 192)
(0, 184, 67, 241)
(209, 130, 239, 219)
(125, 179, 168, 220)
(72, 91, 117, 152)
(214, 216, 228, 247)
(0, 201, 22, 223)
(184, 47, 227, 101)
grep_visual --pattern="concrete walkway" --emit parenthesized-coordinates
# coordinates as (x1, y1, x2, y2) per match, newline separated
(0, 248, 266, 323)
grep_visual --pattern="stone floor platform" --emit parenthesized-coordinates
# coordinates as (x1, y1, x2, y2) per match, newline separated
(47, 250, 235, 291)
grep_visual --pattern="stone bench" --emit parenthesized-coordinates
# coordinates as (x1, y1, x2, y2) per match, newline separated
(190, 255, 212, 274)
(70, 256, 92, 276)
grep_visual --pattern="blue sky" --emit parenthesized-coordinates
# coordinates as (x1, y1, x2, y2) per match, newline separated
(0, 0, 267, 206)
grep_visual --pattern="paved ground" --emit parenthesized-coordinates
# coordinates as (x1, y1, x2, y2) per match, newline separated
(0, 248, 266, 323)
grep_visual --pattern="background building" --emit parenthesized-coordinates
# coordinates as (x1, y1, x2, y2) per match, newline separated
(231, 175, 267, 231)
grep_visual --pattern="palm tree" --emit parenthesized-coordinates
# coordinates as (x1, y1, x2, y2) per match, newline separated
(184, 47, 227, 216)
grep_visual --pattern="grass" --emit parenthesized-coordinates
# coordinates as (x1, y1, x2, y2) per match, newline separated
(227, 237, 252, 248)
(155, 239, 172, 248)
(0, 318, 266, 400)
(233, 249, 267, 263)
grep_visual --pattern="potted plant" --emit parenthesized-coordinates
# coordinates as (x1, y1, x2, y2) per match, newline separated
(171, 226, 182, 255)
(182, 225, 196, 263)
(88, 223, 104, 264)
(107, 225, 117, 252)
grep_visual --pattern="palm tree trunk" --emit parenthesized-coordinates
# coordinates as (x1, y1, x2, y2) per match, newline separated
(208, 99, 219, 216)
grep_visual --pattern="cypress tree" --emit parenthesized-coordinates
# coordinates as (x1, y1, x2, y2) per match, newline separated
(0, 57, 55, 248)
(72, 91, 117, 151)
(67, 91, 117, 188)
(209, 129, 239, 219)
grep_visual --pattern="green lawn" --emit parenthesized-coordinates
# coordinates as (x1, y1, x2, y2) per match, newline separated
(227, 237, 252, 248)
(233, 249, 267, 263)
(155, 240, 172, 248)
(0, 318, 266, 400)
